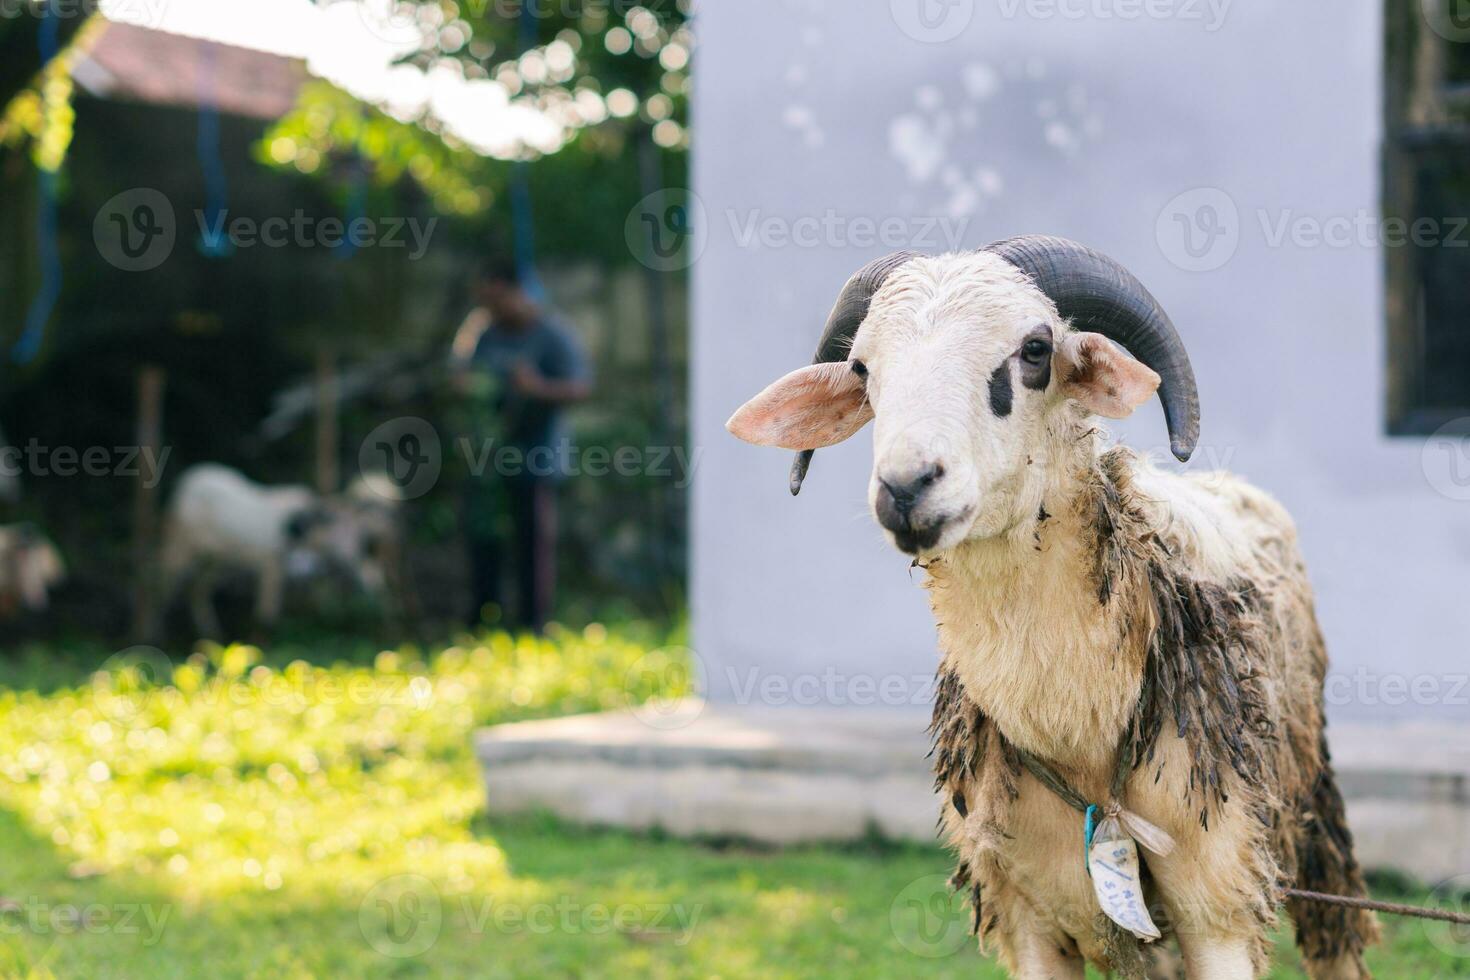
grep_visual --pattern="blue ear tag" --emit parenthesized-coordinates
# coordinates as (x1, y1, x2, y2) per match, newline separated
(1083, 804, 1100, 876)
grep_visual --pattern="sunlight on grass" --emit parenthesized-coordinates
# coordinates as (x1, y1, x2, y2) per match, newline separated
(0, 628, 1461, 978)
(0, 626, 701, 977)
(1, 630, 677, 896)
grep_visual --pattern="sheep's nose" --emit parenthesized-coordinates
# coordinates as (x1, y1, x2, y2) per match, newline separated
(878, 462, 946, 518)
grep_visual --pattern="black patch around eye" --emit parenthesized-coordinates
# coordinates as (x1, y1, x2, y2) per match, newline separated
(851, 360, 868, 379)
(988, 362, 1014, 417)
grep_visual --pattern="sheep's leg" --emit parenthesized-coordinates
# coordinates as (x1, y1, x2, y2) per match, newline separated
(377, 536, 406, 623)
(1146, 941, 1186, 980)
(1156, 890, 1262, 979)
(1173, 934, 1256, 979)
(149, 564, 181, 644)
(1289, 737, 1378, 979)
(255, 560, 284, 628)
(189, 570, 222, 640)
(150, 530, 189, 642)
(1300, 953, 1371, 980)
(1148, 871, 1263, 979)
(1141, 785, 1269, 979)
(389, 534, 421, 622)
(1007, 930, 1085, 979)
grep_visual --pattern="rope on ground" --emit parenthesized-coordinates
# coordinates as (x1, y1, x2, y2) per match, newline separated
(1284, 888, 1470, 926)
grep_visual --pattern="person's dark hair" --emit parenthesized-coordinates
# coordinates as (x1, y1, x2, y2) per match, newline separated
(479, 255, 521, 287)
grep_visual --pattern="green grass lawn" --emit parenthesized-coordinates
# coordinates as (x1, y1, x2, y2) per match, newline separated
(0, 629, 1464, 978)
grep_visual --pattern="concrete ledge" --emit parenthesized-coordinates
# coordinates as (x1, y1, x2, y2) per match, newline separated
(474, 703, 1470, 879)
(476, 701, 928, 778)
(475, 702, 936, 844)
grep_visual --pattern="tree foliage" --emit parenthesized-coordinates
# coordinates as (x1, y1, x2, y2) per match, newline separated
(267, 0, 693, 221)
(2, 2, 693, 217)
(0, 6, 91, 109)
(0, 13, 106, 170)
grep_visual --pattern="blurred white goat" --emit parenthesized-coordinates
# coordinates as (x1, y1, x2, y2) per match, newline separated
(160, 465, 397, 638)
(0, 524, 65, 617)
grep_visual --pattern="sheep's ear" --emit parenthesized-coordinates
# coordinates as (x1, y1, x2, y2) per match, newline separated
(1058, 333, 1161, 420)
(727, 362, 873, 451)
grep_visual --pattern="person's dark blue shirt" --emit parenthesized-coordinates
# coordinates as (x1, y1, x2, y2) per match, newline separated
(465, 313, 589, 479)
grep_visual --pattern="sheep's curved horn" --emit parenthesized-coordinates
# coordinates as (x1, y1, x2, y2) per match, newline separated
(985, 235, 1200, 462)
(789, 251, 920, 495)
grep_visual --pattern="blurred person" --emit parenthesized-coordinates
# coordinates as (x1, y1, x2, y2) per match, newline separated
(451, 257, 591, 633)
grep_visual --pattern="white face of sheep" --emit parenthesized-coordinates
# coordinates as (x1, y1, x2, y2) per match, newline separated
(290, 505, 392, 596)
(728, 253, 1163, 556)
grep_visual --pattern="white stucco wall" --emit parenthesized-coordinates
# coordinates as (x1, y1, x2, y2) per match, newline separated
(692, 1, 1469, 721)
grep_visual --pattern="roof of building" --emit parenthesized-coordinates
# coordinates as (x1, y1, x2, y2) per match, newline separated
(70, 21, 305, 120)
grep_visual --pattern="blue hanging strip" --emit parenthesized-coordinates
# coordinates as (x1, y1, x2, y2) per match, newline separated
(334, 158, 368, 261)
(510, 0, 545, 301)
(518, 0, 537, 52)
(196, 40, 233, 257)
(14, 4, 63, 365)
(510, 163, 545, 301)
(15, 171, 60, 366)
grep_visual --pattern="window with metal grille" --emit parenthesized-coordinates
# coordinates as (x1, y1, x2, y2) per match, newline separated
(1385, 2, 1470, 435)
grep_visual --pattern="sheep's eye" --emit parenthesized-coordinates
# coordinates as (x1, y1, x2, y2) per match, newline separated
(1021, 340, 1051, 364)
(851, 360, 868, 380)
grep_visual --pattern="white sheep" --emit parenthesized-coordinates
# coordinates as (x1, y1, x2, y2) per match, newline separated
(343, 471, 415, 620)
(728, 237, 1376, 980)
(159, 464, 392, 638)
(0, 524, 65, 616)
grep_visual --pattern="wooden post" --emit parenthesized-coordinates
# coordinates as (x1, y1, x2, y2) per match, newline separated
(315, 347, 339, 495)
(132, 365, 165, 639)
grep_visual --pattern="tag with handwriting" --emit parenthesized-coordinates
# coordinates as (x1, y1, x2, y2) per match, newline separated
(1088, 835, 1162, 941)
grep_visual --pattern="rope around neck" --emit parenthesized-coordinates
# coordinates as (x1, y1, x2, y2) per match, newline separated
(1010, 670, 1470, 928)
(1015, 741, 1470, 926)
